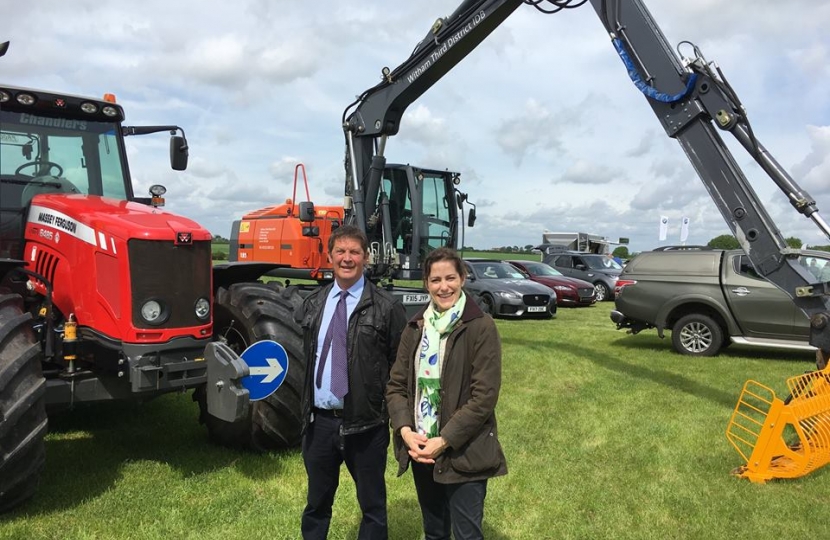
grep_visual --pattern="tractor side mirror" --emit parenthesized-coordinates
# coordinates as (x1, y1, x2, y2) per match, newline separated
(298, 201, 315, 223)
(170, 135, 189, 171)
(467, 207, 476, 228)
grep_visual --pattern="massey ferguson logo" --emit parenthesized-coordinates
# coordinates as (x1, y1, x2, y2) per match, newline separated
(176, 232, 192, 244)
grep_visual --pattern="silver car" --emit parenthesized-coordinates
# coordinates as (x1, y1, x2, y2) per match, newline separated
(463, 259, 557, 318)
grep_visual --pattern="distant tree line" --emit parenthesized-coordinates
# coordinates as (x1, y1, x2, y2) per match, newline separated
(461, 245, 536, 253)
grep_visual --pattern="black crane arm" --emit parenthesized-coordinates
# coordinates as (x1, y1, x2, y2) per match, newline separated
(589, 0, 830, 360)
(342, 0, 527, 231)
(343, 0, 830, 361)
(341, 0, 584, 258)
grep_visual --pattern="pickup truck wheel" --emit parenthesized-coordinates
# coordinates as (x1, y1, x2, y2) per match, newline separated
(197, 282, 305, 451)
(0, 292, 47, 513)
(594, 282, 609, 302)
(671, 313, 724, 357)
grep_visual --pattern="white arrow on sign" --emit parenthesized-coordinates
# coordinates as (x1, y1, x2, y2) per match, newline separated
(249, 357, 284, 384)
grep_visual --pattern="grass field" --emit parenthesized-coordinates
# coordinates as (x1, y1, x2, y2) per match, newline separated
(3, 306, 829, 539)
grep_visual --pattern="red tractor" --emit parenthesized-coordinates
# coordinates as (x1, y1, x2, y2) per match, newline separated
(0, 42, 304, 512)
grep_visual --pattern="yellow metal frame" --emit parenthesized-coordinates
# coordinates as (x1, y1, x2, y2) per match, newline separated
(726, 365, 830, 483)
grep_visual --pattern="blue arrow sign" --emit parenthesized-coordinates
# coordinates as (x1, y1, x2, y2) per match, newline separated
(240, 340, 289, 401)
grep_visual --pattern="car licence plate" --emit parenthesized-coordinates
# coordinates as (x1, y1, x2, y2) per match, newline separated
(402, 293, 429, 304)
(527, 306, 547, 312)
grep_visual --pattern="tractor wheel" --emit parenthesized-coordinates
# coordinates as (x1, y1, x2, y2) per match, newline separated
(196, 282, 306, 452)
(0, 291, 47, 513)
(671, 313, 724, 357)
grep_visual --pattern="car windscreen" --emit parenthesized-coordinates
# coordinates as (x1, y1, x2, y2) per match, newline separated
(472, 262, 526, 279)
(524, 262, 563, 277)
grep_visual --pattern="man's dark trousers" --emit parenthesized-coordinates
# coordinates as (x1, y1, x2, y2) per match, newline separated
(301, 412, 390, 540)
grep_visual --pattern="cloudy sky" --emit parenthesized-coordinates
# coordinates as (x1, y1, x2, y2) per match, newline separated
(5, 0, 830, 253)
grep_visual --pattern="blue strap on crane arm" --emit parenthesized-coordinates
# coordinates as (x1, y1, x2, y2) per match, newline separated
(612, 37, 697, 103)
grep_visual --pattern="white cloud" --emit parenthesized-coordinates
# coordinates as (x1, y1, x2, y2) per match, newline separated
(4, 0, 829, 251)
(555, 160, 621, 185)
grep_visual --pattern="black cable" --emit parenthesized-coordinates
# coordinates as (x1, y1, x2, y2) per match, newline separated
(524, 0, 588, 14)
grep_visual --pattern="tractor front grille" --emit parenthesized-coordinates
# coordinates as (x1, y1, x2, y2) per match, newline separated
(128, 239, 211, 329)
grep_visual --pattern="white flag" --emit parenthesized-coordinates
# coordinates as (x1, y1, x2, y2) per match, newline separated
(658, 215, 669, 241)
(680, 216, 690, 242)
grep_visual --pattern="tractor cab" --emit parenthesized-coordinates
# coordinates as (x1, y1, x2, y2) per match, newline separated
(0, 86, 186, 259)
(0, 89, 125, 258)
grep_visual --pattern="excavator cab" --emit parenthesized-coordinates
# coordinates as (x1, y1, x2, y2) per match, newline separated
(371, 164, 467, 280)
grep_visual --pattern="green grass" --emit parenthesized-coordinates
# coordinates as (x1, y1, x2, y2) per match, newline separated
(5, 307, 830, 539)
(211, 243, 229, 254)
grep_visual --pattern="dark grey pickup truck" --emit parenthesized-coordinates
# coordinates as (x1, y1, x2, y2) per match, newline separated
(610, 249, 828, 356)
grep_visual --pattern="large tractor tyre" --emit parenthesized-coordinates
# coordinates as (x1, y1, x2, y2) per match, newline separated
(196, 282, 306, 452)
(671, 313, 724, 357)
(0, 292, 47, 513)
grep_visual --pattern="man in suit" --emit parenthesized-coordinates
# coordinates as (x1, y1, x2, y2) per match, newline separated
(297, 225, 407, 539)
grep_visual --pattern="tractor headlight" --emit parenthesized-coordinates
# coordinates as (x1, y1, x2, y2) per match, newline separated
(194, 297, 210, 320)
(16, 93, 35, 106)
(140, 300, 166, 324)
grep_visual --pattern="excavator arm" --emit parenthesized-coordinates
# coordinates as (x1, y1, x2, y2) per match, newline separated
(345, 0, 830, 323)
(343, 0, 522, 231)
(344, 0, 830, 482)
(589, 1, 830, 351)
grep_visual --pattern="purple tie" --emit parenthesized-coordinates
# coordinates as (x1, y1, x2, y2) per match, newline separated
(316, 290, 349, 399)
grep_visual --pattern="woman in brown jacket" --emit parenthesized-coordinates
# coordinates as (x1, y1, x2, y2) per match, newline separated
(386, 247, 507, 540)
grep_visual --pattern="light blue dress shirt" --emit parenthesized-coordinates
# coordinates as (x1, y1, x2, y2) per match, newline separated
(313, 276, 364, 409)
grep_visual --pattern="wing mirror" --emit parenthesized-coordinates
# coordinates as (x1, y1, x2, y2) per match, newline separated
(170, 135, 189, 171)
(298, 201, 316, 223)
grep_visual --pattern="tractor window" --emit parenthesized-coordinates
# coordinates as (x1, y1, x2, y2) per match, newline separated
(1, 111, 130, 258)
(0, 111, 129, 201)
